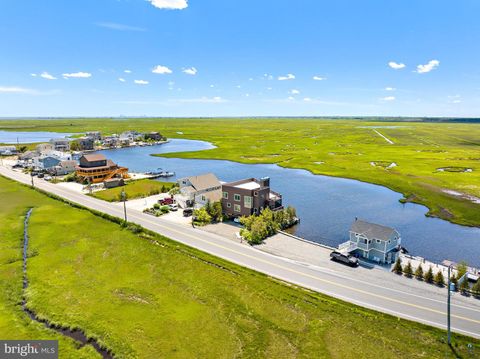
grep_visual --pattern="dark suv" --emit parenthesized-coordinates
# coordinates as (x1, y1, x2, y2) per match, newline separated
(330, 251, 359, 267)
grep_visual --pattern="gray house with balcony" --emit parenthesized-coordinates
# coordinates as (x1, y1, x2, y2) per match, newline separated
(339, 219, 401, 264)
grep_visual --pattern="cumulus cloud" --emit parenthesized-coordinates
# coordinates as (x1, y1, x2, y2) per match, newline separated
(278, 73, 295, 81)
(96, 22, 146, 32)
(385, 87, 396, 91)
(152, 65, 172, 74)
(382, 96, 396, 101)
(134, 79, 149, 85)
(416, 60, 440, 74)
(182, 67, 197, 75)
(40, 72, 57, 80)
(124, 70, 132, 74)
(313, 76, 326, 81)
(388, 61, 406, 70)
(118, 78, 126, 82)
(289, 89, 300, 95)
(62, 72, 92, 79)
(148, 0, 188, 10)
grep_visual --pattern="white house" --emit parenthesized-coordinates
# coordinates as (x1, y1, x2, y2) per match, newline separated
(177, 173, 222, 208)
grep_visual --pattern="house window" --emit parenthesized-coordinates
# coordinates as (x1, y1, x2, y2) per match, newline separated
(223, 191, 228, 199)
(234, 204, 241, 212)
(234, 194, 241, 201)
(254, 191, 258, 197)
(376, 239, 381, 243)
(244, 196, 253, 208)
(227, 203, 231, 208)
(201, 195, 206, 201)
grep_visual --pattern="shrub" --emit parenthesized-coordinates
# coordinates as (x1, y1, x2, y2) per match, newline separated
(434, 271, 445, 287)
(457, 261, 468, 279)
(404, 261, 413, 278)
(459, 277, 470, 294)
(193, 207, 212, 225)
(472, 280, 480, 297)
(424, 266, 434, 283)
(160, 206, 170, 214)
(392, 257, 403, 274)
(153, 203, 160, 210)
(414, 265, 424, 280)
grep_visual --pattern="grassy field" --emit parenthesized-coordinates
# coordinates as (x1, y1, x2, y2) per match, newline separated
(90, 179, 175, 202)
(1, 176, 479, 357)
(1, 118, 479, 227)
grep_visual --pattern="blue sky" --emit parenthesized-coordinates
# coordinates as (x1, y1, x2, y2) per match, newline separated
(1, 0, 479, 117)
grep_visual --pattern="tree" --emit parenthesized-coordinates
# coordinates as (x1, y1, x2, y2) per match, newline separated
(457, 261, 468, 279)
(193, 207, 212, 225)
(211, 201, 223, 222)
(404, 261, 413, 278)
(70, 141, 81, 151)
(459, 276, 470, 294)
(392, 257, 403, 274)
(472, 280, 480, 297)
(434, 271, 445, 287)
(424, 266, 434, 283)
(414, 265, 424, 280)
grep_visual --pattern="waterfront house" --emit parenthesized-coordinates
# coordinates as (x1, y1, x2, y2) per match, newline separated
(102, 135, 119, 148)
(177, 173, 222, 208)
(34, 155, 61, 170)
(74, 137, 95, 151)
(51, 160, 78, 175)
(36, 143, 54, 154)
(0, 145, 17, 156)
(339, 219, 401, 264)
(50, 138, 70, 152)
(221, 177, 283, 218)
(86, 131, 102, 141)
(75, 154, 128, 184)
(145, 132, 163, 141)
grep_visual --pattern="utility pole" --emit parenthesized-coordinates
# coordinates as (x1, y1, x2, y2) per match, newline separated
(447, 264, 453, 346)
(122, 189, 127, 222)
(30, 171, 34, 187)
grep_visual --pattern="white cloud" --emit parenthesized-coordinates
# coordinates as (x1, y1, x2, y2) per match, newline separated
(148, 0, 188, 10)
(388, 61, 406, 70)
(134, 79, 149, 85)
(385, 87, 396, 91)
(287, 96, 295, 101)
(313, 76, 326, 81)
(416, 60, 440, 74)
(124, 70, 132, 74)
(62, 72, 92, 79)
(30, 73, 37, 77)
(382, 96, 396, 101)
(303, 97, 312, 102)
(278, 73, 295, 81)
(96, 22, 146, 32)
(263, 74, 274, 80)
(182, 67, 197, 75)
(152, 65, 172, 74)
(173, 96, 226, 103)
(118, 78, 126, 82)
(289, 89, 300, 95)
(40, 72, 57, 80)
(0, 86, 36, 94)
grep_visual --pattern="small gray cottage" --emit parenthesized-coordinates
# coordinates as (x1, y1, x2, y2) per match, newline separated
(339, 219, 401, 264)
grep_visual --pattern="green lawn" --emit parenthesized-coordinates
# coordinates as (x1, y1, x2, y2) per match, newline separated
(0, 175, 479, 358)
(90, 179, 175, 202)
(1, 118, 479, 226)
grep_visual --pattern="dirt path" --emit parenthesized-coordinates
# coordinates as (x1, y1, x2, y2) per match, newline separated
(22, 208, 113, 359)
(373, 129, 394, 144)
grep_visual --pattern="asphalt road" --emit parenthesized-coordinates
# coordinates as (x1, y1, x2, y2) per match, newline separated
(1, 166, 480, 339)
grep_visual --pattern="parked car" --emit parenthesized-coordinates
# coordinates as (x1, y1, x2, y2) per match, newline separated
(44, 175, 53, 181)
(330, 251, 359, 267)
(37, 173, 45, 178)
(233, 217, 241, 224)
(183, 208, 193, 217)
(30, 171, 38, 176)
(158, 197, 175, 206)
(169, 203, 178, 211)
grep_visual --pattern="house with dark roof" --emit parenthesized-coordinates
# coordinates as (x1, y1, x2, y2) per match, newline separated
(75, 154, 128, 184)
(338, 219, 401, 264)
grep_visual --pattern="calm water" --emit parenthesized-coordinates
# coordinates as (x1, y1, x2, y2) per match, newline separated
(0, 130, 73, 144)
(96, 139, 480, 267)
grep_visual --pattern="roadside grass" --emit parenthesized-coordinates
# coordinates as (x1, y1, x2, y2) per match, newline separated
(0, 175, 479, 358)
(1, 118, 479, 226)
(89, 179, 175, 202)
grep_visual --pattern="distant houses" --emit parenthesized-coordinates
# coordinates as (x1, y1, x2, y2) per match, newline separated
(339, 219, 401, 264)
(50, 138, 71, 152)
(222, 177, 283, 217)
(0, 145, 18, 156)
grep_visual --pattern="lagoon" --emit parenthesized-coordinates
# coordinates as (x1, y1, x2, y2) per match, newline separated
(0, 130, 73, 144)
(96, 139, 480, 267)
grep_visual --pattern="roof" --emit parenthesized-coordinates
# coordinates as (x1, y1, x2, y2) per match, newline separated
(235, 181, 261, 190)
(350, 219, 397, 241)
(180, 173, 220, 192)
(82, 154, 106, 162)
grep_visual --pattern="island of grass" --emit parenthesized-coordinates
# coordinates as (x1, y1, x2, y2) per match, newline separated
(90, 179, 176, 202)
(0, 175, 479, 358)
(1, 117, 480, 226)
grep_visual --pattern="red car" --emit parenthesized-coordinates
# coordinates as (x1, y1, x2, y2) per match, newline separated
(158, 197, 174, 206)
